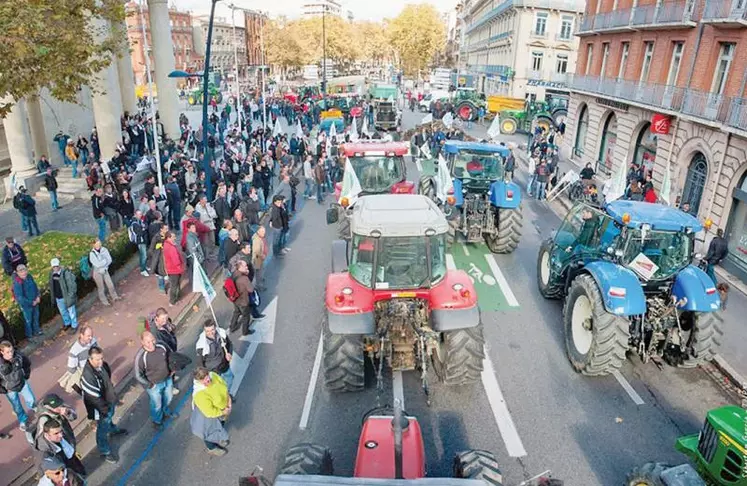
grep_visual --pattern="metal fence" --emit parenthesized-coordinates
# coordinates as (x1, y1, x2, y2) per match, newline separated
(579, 0, 693, 33)
(703, 0, 747, 20)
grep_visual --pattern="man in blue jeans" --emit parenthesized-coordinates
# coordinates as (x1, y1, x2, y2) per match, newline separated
(135, 331, 175, 430)
(196, 320, 236, 400)
(11, 264, 42, 339)
(91, 187, 107, 243)
(49, 258, 78, 332)
(81, 346, 127, 463)
(131, 210, 150, 276)
(0, 341, 35, 431)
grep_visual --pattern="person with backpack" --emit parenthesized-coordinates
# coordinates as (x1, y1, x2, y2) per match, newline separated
(30, 394, 78, 469)
(17, 187, 41, 237)
(134, 331, 175, 430)
(13, 190, 29, 232)
(89, 239, 120, 306)
(195, 320, 235, 398)
(91, 187, 107, 243)
(129, 210, 150, 277)
(0, 340, 36, 431)
(44, 168, 60, 212)
(12, 264, 42, 339)
(49, 258, 78, 332)
(3, 237, 27, 276)
(228, 259, 259, 335)
(34, 416, 87, 479)
(162, 231, 185, 306)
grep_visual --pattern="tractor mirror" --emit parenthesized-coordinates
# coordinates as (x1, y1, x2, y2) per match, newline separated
(326, 208, 339, 225)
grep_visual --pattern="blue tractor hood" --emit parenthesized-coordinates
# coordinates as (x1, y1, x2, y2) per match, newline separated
(442, 140, 511, 156)
(605, 200, 703, 232)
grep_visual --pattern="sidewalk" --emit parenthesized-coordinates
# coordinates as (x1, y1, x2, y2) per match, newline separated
(459, 122, 747, 391)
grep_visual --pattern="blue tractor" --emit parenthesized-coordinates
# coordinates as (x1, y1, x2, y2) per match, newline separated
(537, 200, 723, 375)
(418, 140, 523, 253)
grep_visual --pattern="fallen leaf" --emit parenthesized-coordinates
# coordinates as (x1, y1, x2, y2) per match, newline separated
(126, 339, 135, 346)
(52, 366, 59, 371)
(22, 456, 32, 463)
(192, 305, 200, 312)
(615, 417, 623, 423)
(108, 322, 113, 327)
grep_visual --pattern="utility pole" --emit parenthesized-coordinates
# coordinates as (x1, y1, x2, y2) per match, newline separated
(229, 4, 242, 133)
(138, 0, 163, 193)
(201, 0, 219, 200)
(322, 5, 327, 100)
(260, 12, 267, 149)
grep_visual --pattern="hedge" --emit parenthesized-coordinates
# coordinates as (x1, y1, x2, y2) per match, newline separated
(2, 229, 137, 342)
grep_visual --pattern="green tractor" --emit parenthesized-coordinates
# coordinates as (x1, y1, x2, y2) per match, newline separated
(626, 406, 746, 485)
(452, 88, 487, 122)
(498, 95, 568, 135)
(187, 82, 223, 106)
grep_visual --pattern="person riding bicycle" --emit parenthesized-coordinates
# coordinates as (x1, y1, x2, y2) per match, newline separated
(580, 163, 595, 187)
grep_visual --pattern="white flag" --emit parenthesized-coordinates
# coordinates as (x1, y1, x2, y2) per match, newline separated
(487, 115, 501, 140)
(421, 113, 433, 125)
(362, 116, 371, 136)
(350, 117, 359, 141)
(606, 161, 627, 202)
(339, 158, 362, 206)
(660, 160, 672, 205)
(192, 259, 217, 305)
(442, 112, 454, 129)
(296, 119, 304, 138)
(420, 143, 432, 159)
(435, 154, 454, 203)
(272, 117, 282, 138)
(329, 119, 337, 139)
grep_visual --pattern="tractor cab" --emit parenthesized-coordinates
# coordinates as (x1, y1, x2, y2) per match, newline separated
(340, 142, 412, 196)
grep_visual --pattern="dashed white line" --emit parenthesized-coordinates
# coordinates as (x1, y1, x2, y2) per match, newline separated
(612, 370, 645, 405)
(392, 371, 405, 411)
(446, 254, 457, 270)
(299, 329, 324, 429)
(481, 350, 527, 457)
(484, 254, 519, 307)
(461, 243, 471, 256)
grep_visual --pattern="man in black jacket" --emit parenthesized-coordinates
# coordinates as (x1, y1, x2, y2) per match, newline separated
(195, 320, 235, 398)
(44, 168, 61, 211)
(705, 228, 729, 284)
(134, 331, 175, 429)
(80, 346, 126, 463)
(131, 210, 150, 276)
(2, 237, 27, 276)
(35, 417, 87, 477)
(269, 195, 290, 256)
(0, 341, 35, 430)
(91, 187, 107, 243)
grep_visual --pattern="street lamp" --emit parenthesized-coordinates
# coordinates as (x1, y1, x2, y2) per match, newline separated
(201, 0, 220, 200)
(322, 4, 327, 100)
(138, 0, 164, 194)
(229, 3, 242, 134)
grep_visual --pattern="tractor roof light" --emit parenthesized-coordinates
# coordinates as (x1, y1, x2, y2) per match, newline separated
(447, 196, 456, 205)
(340, 196, 350, 208)
(704, 218, 713, 230)
(622, 213, 631, 225)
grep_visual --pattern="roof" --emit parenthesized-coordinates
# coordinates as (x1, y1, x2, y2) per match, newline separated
(442, 140, 510, 156)
(341, 142, 409, 156)
(275, 476, 486, 486)
(605, 200, 704, 232)
(351, 195, 448, 237)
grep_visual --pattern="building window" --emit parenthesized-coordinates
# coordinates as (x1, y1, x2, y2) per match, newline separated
(598, 112, 617, 174)
(556, 54, 568, 74)
(600, 43, 610, 77)
(585, 44, 593, 75)
(559, 16, 573, 39)
(532, 52, 543, 71)
(667, 42, 684, 86)
(711, 42, 735, 95)
(640, 41, 654, 83)
(534, 13, 548, 36)
(574, 104, 589, 156)
(681, 152, 708, 215)
(618, 42, 630, 79)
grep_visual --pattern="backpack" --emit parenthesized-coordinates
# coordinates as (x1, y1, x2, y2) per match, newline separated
(79, 255, 92, 280)
(222, 276, 240, 302)
(128, 221, 139, 244)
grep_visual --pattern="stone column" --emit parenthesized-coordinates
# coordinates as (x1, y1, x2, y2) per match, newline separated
(2, 98, 36, 178)
(26, 95, 48, 160)
(148, 0, 180, 139)
(116, 22, 138, 115)
(91, 59, 125, 162)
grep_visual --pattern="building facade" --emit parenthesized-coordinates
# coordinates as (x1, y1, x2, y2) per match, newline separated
(126, 2, 203, 86)
(244, 10, 266, 67)
(461, 0, 584, 101)
(302, 0, 344, 17)
(566, 0, 747, 281)
(192, 16, 248, 76)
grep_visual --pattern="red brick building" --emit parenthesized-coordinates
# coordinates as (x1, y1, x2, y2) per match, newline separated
(244, 10, 266, 67)
(566, 0, 747, 281)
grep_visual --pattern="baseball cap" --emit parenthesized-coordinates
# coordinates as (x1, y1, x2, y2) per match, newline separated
(40, 393, 64, 409)
(50, 258, 61, 267)
(41, 454, 65, 471)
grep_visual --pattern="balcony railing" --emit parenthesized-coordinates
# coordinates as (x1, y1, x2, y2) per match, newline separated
(530, 29, 548, 38)
(466, 0, 583, 33)
(471, 64, 512, 75)
(568, 74, 747, 132)
(464, 31, 513, 52)
(702, 0, 747, 21)
(550, 72, 569, 83)
(555, 32, 574, 41)
(578, 0, 694, 34)
(526, 68, 544, 79)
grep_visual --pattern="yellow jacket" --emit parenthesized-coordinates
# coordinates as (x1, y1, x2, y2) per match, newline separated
(193, 372, 229, 418)
(65, 145, 78, 162)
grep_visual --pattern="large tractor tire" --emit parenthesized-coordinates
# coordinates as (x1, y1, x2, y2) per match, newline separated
(679, 312, 723, 369)
(418, 176, 437, 202)
(534, 115, 554, 134)
(485, 207, 523, 254)
(279, 443, 334, 475)
(625, 462, 668, 486)
(433, 325, 486, 386)
(537, 239, 563, 299)
(456, 102, 477, 121)
(446, 218, 458, 246)
(323, 324, 365, 392)
(563, 274, 630, 376)
(500, 117, 518, 135)
(453, 450, 503, 485)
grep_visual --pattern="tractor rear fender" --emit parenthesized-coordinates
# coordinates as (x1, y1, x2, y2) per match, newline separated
(672, 265, 721, 312)
(326, 273, 375, 334)
(354, 416, 426, 479)
(331, 239, 348, 273)
(583, 261, 647, 316)
(488, 180, 522, 209)
(429, 269, 480, 331)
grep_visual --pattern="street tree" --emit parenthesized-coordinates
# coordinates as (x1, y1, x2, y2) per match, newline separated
(296, 16, 360, 72)
(355, 21, 390, 65)
(387, 4, 446, 76)
(265, 17, 306, 75)
(0, 0, 127, 117)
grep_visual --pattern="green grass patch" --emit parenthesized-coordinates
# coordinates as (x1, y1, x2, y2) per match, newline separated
(2, 229, 136, 341)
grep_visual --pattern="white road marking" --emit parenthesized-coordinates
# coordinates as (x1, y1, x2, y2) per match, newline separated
(461, 243, 470, 256)
(612, 370, 645, 405)
(239, 296, 278, 343)
(484, 254, 519, 307)
(415, 159, 423, 173)
(299, 329, 325, 429)
(481, 351, 527, 457)
(446, 254, 457, 270)
(392, 370, 405, 410)
(229, 341, 260, 397)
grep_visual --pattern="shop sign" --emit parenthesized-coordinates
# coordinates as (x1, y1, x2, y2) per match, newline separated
(651, 114, 671, 134)
(595, 98, 629, 112)
(528, 79, 567, 89)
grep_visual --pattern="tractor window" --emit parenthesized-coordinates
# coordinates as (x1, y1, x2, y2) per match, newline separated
(374, 236, 429, 289)
(349, 156, 404, 193)
(555, 205, 585, 250)
(430, 235, 447, 284)
(452, 151, 504, 181)
(349, 235, 376, 287)
(623, 230, 692, 280)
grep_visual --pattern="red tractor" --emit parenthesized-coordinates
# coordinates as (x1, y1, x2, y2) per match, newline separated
(330, 141, 414, 239)
(325, 195, 484, 398)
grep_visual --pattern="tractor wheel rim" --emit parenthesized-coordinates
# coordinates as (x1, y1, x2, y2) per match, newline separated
(540, 251, 550, 286)
(459, 106, 471, 119)
(571, 294, 593, 355)
(502, 120, 514, 132)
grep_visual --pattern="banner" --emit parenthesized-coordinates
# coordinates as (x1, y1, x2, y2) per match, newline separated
(329, 120, 337, 139)
(420, 114, 433, 125)
(442, 112, 454, 129)
(339, 158, 363, 206)
(487, 115, 501, 140)
(296, 119, 304, 138)
(435, 154, 453, 203)
(192, 259, 217, 305)
(420, 143, 432, 159)
(349, 117, 359, 141)
(605, 161, 627, 202)
(362, 116, 371, 136)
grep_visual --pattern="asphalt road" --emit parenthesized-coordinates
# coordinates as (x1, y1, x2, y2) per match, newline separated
(79, 108, 738, 486)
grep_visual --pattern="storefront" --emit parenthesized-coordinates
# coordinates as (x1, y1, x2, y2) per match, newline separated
(633, 122, 657, 175)
(574, 103, 588, 158)
(724, 171, 747, 281)
(597, 113, 617, 176)
(681, 152, 708, 215)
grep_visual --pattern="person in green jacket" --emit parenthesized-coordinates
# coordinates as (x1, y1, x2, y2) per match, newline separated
(190, 367, 231, 456)
(49, 259, 78, 331)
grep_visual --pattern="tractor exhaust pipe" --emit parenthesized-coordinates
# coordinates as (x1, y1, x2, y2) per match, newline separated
(393, 398, 404, 479)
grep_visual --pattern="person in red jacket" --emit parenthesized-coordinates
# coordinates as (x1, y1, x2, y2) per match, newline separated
(180, 205, 211, 251)
(162, 232, 185, 306)
(643, 184, 658, 203)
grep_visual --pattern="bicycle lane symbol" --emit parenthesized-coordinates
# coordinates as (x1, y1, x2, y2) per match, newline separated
(448, 244, 512, 311)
